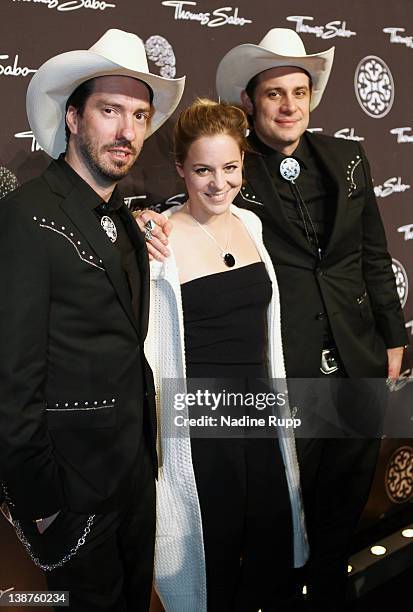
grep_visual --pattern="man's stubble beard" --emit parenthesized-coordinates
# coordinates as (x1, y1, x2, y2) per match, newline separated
(78, 132, 138, 184)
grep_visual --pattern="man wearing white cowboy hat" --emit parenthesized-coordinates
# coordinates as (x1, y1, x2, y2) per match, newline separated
(0, 29, 184, 610)
(215, 27, 408, 610)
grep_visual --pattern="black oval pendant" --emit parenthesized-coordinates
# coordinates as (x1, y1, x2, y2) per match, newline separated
(223, 253, 236, 268)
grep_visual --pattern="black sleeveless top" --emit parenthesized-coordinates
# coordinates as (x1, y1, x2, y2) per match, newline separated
(181, 262, 272, 377)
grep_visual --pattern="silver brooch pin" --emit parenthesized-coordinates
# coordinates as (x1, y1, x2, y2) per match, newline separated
(100, 216, 117, 243)
(280, 158, 301, 183)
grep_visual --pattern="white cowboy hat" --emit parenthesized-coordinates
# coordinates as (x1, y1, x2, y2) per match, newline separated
(26, 29, 186, 158)
(216, 28, 334, 111)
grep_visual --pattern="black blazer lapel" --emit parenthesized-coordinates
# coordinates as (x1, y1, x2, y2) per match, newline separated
(59, 193, 141, 338)
(305, 134, 348, 259)
(43, 161, 138, 333)
(244, 152, 315, 257)
(43, 160, 141, 337)
(119, 206, 150, 340)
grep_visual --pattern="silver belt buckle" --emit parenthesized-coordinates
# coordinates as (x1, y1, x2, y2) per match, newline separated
(320, 348, 339, 375)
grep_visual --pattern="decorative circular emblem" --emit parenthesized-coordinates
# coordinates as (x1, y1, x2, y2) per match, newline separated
(279, 158, 301, 182)
(100, 216, 117, 243)
(354, 55, 394, 118)
(145, 35, 176, 78)
(385, 446, 413, 504)
(392, 258, 409, 308)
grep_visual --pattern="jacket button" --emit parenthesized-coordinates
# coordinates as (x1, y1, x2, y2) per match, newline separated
(316, 312, 326, 320)
(315, 268, 323, 276)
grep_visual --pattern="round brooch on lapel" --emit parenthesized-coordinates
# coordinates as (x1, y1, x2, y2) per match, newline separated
(100, 216, 117, 243)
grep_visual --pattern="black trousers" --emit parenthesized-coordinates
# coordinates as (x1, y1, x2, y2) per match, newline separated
(188, 370, 295, 612)
(23, 442, 155, 611)
(293, 372, 385, 611)
(191, 436, 294, 612)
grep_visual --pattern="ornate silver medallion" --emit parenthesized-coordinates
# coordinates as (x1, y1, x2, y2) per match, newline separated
(279, 158, 301, 183)
(101, 216, 117, 243)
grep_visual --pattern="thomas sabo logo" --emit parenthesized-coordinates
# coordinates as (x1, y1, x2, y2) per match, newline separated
(286, 15, 356, 39)
(391, 258, 409, 309)
(145, 35, 177, 78)
(397, 224, 413, 241)
(14, 130, 42, 152)
(11, 0, 116, 12)
(390, 127, 413, 143)
(0, 53, 36, 77)
(373, 178, 410, 198)
(383, 27, 413, 49)
(354, 56, 394, 118)
(162, 1, 252, 28)
(385, 446, 413, 504)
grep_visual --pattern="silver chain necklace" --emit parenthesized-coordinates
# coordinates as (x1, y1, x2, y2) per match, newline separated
(186, 202, 236, 268)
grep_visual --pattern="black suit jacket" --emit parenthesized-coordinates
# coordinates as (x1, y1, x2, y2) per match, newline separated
(0, 160, 157, 520)
(234, 132, 407, 377)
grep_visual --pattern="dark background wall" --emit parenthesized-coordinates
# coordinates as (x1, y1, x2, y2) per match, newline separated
(0, 0, 412, 605)
(1, 0, 412, 368)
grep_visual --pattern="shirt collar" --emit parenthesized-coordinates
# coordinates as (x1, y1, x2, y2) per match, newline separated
(248, 130, 309, 169)
(56, 154, 122, 212)
(102, 188, 123, 213)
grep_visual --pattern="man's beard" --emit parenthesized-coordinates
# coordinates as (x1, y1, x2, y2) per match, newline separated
(78, 133, 138, 183)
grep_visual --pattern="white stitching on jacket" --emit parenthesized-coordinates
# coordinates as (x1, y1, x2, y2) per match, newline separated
(46, 398, 116, 411)
(239, 187, 263, 205)
(33, 217, 104, 271)
(46, 404, 114, 412)
(346, 156, 362, 197)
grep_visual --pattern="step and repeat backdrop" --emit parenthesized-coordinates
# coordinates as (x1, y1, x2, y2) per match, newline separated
(0, 0, 412, 597)
(0, 1, 412, 365)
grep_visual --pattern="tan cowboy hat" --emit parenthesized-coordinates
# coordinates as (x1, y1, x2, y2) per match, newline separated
(26, 29, 186, 158)
(216, 28, 334, 111)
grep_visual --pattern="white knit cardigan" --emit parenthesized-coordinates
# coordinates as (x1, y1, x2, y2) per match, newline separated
(145, 204, 309, 612)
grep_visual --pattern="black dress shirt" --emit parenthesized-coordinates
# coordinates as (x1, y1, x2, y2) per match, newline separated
(249, 131, 336, 254)
(56, 156, 141, 321)
(249, 132, 336, 346)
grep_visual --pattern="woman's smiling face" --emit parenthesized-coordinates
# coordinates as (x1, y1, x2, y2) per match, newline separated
(176, 133, 243, 221)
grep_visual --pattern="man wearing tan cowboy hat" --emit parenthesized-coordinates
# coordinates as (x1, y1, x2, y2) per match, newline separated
(0, 29, 184, 610)
(215, 27, 407, 611)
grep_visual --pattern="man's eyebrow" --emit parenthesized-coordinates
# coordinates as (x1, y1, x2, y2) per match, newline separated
(263, 86, 285, 94)
(98, 100, 151, 112)
(264, 84, 310, 93)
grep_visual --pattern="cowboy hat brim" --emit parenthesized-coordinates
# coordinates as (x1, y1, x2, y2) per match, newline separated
(216, 43, 334, 111)
(27, 50, 185, 158)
